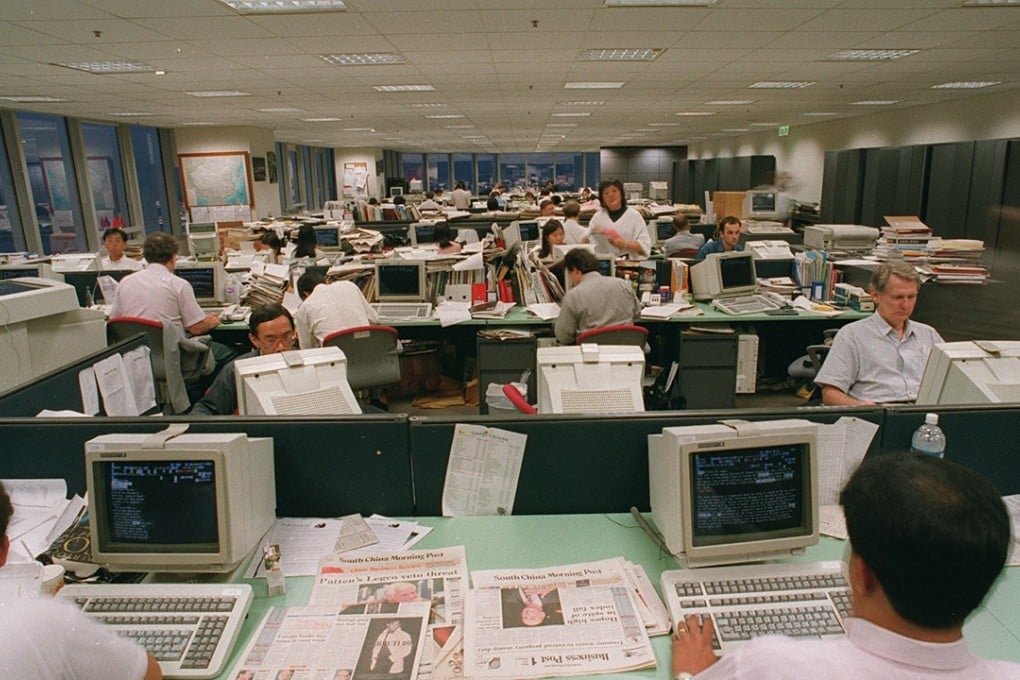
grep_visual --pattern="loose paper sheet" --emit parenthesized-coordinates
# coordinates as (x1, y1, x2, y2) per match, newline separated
(816, 416, 878, 505)
(77, 367, 101, 415)
(93, 353, 140, 416)
(442, 424, 527, 517)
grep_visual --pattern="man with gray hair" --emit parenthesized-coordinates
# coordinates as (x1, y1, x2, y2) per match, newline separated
(815, 260, 943, 405)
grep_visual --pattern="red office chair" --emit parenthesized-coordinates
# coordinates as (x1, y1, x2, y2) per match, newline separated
(322, 325, 401, 392)
(576, 324, 648, 347)
(502, 383, 537, 415)
(107, 316, 213, 414)
(668, 248, 699, 259)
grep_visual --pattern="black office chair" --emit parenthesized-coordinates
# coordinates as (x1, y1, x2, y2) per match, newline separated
(788, 328, 839, 400)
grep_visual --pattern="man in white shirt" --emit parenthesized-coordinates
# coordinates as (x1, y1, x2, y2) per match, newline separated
(0, 481, 163, 679)
(560, 200, 589, 244)
(671, 454, 1017, 680)
(100, 227, 143, 271)
(418, 192, 442, 212)
(295, 270, 378, 348)
(451, 181, 472, 210)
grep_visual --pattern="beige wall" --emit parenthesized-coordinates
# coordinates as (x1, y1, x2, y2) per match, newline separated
(686, 88, 1020, 203)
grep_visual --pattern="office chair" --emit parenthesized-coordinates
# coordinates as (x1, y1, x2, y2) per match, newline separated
(502, 383, 537, 415)
(106, 316, 214, 414)
(668, 248, 700, 259)
(322, 326, 401, 406)
(576, 324, 649, 347)
(788, 328, 839, 399)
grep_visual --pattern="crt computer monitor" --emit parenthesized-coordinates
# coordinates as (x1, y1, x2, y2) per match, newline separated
(174, 262, 226, 305)
(563, 254, 616, 292)
(536, 344, 645, 414)
(656, 218, 675, 242)
(390, 186, 404, 198)
(375, 259, 427, 302)
(916, 340, 1020, 405)
(408, 223, 435, 246)
(517, 221, 539, 242)
(85, 431, 276, 573)
(62, 269, 133, 306)
(649, 424, 818, 568)
(689, 251, 757, 301)
(314, 225, 341, 249)
(234, 347, 361, 416)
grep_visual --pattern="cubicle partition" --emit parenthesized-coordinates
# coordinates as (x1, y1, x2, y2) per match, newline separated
(408, 408, 885, 516)
(0, 415, 414, 518)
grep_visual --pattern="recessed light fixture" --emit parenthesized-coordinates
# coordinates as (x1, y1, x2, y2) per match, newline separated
(557, 100, 605, 106)
(675, 111, 716, 116)
(444, 125, 474, 129)
(705, 99, 755, 105)
(186, 90, 251, 97)
(180, 122, 216, 126)
(217, 0, 347, 14)
(750, 81, 814, 89)
(58, 61, 157, 74)
(564, 81, 625, 89)
(256, 106, 305, 113)
(552, 112, 591, 117)
(408, 102, 446, 108)
(851, 100, 900, 105)
(632, 129, 656, 133)
(750, 122, 781, 127)
(931, 81, 1002, 89)
(374, 84, 434, 92)
(580, 48, 664, 62)
(723, 128, 750, 132)
(424, 114, 464, 119)
(320, 52, 404, 66)
(0, 95, 67, 103)
(648, 122, 680, 127)
(604, 0, 718, 6)
(962, 0, 1020, 5)
(547, 123, 577, 127)
(301, 117, 343, 122)
(109, 112, 151, 117)
(343, 127, 375, 132)
(802, 112, 839, 117)
(827, 49, 920, 61)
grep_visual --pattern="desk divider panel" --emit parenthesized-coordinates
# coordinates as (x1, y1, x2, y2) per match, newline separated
(0, 415, 413, 518)
(409, 408, 884, 516)
(880, 405, 1020, 495)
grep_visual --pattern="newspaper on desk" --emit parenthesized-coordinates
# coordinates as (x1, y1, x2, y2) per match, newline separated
(309, 547, 470, 680)
(233, 601, 431, 680)
(465, 559, 658, 679)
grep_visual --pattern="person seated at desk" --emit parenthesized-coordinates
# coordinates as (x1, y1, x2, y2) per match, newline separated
(293, 224, 325, 259)
(451, 181, 471, 210)
(539, 198, 556, 217)
(662, 214, 705, 256)
(672, 453, 1017, 680)
(555, 248, 640, 345)
(0, 481, 163, 679)
(695, 215, 743, 260)
(588, 179, 651, 260)
(100, 227, 143, 271)
(434, 223, 462, 255)
(486, 191, 501, 211)
(560, 199, 589, 244)
(294, 270, 378, 349)
(814, 261, 943, 406)
(392, 194, 406, 206)
(418, 192, 442, 212)
(190, 303, 295, 415)
(255, 230, 283, 265)
(531, 219, 565, 264)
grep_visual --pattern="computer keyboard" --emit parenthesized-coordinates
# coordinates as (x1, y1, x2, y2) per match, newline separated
(711, 294, 782, 315)
(371, 302, 433, 320)
(661, 561, 851, 655)
(61, 582, 255, 679)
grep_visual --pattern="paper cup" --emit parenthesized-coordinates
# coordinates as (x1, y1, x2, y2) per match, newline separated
(41, 564, 65, 596)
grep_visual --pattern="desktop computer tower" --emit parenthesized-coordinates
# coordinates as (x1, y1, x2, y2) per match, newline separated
(735, 334, 759, 394)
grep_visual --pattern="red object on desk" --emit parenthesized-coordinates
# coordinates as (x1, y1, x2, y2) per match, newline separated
(471, 283, 488, 305)
(498, 280, 514, 303)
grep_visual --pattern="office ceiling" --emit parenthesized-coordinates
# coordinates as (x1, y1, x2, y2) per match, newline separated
(0, 0, 1018, 152)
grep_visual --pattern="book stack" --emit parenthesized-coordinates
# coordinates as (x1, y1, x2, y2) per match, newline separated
(325, 262, 376, 299)
(242, 269, 289, 308)
(874, 216, 934, 261)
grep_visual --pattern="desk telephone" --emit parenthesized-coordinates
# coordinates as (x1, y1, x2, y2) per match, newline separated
(218, 304, 248, 322)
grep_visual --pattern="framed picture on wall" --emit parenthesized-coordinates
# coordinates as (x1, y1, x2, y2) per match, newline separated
(178, 151, 254, 207)
(252, 156, 267, 182)
(267, 151, 278, 184)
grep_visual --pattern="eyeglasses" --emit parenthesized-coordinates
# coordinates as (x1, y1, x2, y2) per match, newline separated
(257, 331, 295, 347)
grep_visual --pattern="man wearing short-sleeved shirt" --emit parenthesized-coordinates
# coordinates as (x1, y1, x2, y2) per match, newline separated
(814, 260, 942, 405)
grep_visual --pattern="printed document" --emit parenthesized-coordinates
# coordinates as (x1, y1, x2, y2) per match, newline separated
(442, 424, 527, 517)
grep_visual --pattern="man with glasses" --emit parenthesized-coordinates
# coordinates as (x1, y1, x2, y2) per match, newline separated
(189, 303, 295, 415)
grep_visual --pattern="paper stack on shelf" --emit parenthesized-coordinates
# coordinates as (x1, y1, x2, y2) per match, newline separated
(326, 262, 377, 300)
(873, 215, 935, 261)
(242, 267, 289, 308)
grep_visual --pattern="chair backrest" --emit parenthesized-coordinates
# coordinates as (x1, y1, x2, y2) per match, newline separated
(322, 325, 401, 391)
(502, 383, 537, 415)
(107, 317, 166, 379)
(576, 324, 648, 347)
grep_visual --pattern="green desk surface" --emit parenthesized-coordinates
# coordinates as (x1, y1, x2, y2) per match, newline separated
(214, 514, 1019, 679)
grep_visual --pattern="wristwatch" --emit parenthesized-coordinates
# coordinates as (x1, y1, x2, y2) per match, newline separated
(674, 673, 695, 680)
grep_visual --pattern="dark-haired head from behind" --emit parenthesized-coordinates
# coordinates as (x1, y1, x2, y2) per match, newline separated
(248, 303, 293, 336)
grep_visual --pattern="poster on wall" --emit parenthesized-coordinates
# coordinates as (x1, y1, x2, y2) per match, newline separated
(252, 156, 267, 182)
(343, 162, 369, 199)
(178, 151, 254, 207)
(267, 151, 278, 184)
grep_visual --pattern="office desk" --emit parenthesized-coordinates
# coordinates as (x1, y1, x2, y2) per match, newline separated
(216, 514, 1020, 679)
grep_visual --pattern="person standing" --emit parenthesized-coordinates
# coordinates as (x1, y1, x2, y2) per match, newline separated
(587, 179, 651, 259)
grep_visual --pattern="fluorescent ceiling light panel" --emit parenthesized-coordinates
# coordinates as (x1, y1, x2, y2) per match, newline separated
(217, 0, 347, 13)
(565, 81, 625, 89)
(109, 112, 151, 117)
(320, 52, 404, 66)
(604, 0, 718, 5)
(552, 112, 591, 117)
(827, 49, 920, 61)
(931, 81, 1001, 89)
(256, 106, 305, 113)
(408, 102, 446, 108)
(723, 128, 750, 132)
(444, 125, 474, 129)
(580, 48, 663, 62)
(374, 84, 434, 92)
(648, 122, 679, 127)
(546, 123, 577, 127)
(851, 100, 900, 105)
(705, 99, 755, 105)
(750, 122, 781, 127)
(675, 111, 716, 116)
(0, 95, 66, 102)
(302, 117, 343, 122)
(180, 122, 216, 126)
(59, 61, 157, 74)
(424, 114, 464, 119)
(962, 0, 1020, 5)
(343, 127, 375, 132)
(558, 100, 605, 106)
(750, 81, 814, 89)
(186, 90, 251, 97)
(802, 112, 838, 117)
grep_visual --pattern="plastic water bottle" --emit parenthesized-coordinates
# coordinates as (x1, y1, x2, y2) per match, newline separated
(910, 413, 946, 458)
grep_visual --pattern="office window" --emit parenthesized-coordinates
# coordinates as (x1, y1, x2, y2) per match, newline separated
(585, 152, 600, 191)
(17, 112, 86, 254)
(280, 144, 304, 211)
(556, 153, 583, 192)
(476, 154, 495, 195)
(130, 126, 171, 235)
(452, 153, 473, 192)
(82, 122, 131, 232)
(499, 153, 527, 191)
(528, 153, 554, 190)
(427, 153, 449, 192)
(402, 153, 424, 191)
(0, 123, 26, 252)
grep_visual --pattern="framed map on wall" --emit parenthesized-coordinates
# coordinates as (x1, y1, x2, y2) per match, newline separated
(178, 151, 254, 207)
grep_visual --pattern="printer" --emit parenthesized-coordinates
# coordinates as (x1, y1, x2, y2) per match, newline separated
(803, 224, 879, 252)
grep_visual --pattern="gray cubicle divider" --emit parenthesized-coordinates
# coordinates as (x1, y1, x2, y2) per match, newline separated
(0, 415, 415, 518)
(408, 408, 885, 516)
(0, 334, 151, 417)
(880, 404, 1020, 496)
